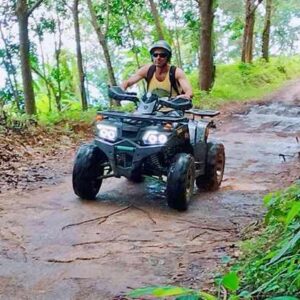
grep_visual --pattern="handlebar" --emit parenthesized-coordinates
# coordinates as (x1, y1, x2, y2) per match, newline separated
(108, 86, 139, 103)
(108, 86, 193, 111)
(158, 97, 192, 111)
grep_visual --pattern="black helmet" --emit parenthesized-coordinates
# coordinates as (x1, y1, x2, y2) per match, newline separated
(149, 40, 172, 57)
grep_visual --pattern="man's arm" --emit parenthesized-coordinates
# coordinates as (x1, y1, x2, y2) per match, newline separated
(176, 68, 193, 99)
(121, 64, 151, 90)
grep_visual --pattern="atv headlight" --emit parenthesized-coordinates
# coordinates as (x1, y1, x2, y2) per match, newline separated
(96, 124, 118, 141)
(142, 130, 168, 145)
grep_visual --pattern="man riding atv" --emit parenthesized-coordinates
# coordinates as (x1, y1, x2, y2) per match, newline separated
(72, 40, 225, 211)
(121, 40, 193, 110)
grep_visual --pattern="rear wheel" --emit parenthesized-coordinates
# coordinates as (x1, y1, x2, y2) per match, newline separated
(72, 144, 106, 199)
(196, 143, 225, 191)
(166, 153, 195, 211)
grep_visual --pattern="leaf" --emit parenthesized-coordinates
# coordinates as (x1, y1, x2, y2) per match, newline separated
(176, 296, 199, 300)
(221, 272, 240, 292)
(128, 286, 160, 297)
(199, 291, 217, 300)
(285, 202, 300, 226)
(266, 297, 300, 300)
(128, 286, 194, 298)
(238, 290, 251, 298)
(263, 192, 275, 206)
(267, 230, 300, 265)
(153, 286, 194, 297)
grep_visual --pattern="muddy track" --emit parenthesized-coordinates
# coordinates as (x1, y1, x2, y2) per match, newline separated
(0, 81, 299, 299)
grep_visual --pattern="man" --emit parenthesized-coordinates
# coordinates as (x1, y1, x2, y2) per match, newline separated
(121, 40, 193, 101)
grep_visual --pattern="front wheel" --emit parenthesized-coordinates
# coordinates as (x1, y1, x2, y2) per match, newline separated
(166, 153, 195, 211)
(72, 144, 106, 199)
(196, 143, 225, 191)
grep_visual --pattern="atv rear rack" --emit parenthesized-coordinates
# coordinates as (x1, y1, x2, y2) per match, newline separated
(185, 109, 220, 120)
(98, 111, 188, 123)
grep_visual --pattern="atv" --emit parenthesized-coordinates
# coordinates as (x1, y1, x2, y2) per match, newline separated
(72, 86, 225, 211)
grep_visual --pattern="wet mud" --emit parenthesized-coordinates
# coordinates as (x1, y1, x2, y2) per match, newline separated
(0, 82, 299, 299)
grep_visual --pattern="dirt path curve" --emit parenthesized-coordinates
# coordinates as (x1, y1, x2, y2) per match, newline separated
(0, 81, 299, 299)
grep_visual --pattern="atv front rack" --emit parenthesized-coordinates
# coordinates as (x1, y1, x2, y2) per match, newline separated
(98, 111, 188, 123)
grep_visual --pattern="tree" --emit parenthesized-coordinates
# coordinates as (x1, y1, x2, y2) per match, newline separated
(87, 0, 117, 95)
(148, 0, 164, 40)
(0, 20, 22, 111)
(171, 2, 183, 68)
(32, 15, 55, 112)
(241, 0, 263, 63)
(15, 0, 44, 115)
(261, 0, 272, 62)
(198, 0, 216, 91)
(72, 0, 88, 110)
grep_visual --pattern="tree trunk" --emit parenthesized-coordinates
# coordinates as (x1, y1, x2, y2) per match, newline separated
(16, 0, 36, 115)
(73, 0, 88, 111)
(31, 65, 58, 112)
(87, 0, 118, 106)
(120, 0, 146, 92)
(242, 0, 263, 63)
(173, 4, 183, 68)
(54, 15, 62, 112)
(198, 0, 215, 91)
(33, 17, 53, 112)
(148, 0, 164, 40)
(120, 0, 141, 69)
(262, 0, 272, 62)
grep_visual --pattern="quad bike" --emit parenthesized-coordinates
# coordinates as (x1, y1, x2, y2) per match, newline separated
(72, 86, 225, 211)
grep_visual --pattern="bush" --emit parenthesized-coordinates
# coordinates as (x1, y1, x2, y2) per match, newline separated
(237, 182, 300, 298)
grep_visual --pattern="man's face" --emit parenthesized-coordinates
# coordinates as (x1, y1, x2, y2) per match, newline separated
(152, 48, 169, 67)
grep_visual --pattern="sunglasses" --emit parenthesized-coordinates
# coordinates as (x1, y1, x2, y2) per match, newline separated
(152, 52, 168, 58)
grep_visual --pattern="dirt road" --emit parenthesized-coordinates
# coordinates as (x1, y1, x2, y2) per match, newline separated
(0, 81, 299, 299)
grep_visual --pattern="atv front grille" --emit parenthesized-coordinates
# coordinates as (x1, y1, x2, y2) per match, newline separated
(121, 130, 138, 139)
(115, 152, 133, 168)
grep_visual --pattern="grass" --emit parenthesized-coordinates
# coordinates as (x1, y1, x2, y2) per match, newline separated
(189, 55, 300, 108)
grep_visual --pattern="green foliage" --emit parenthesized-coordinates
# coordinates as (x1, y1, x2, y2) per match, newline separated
(111, 102, 136, 112)
(237, 183, 300, 298)
(0, 108, 37, 132)
(221, 272, 240, 291)
(37, 108, 98, 131)
(223, 18, 244, 41)
(127, 285, 219, 300)
(189, 56, 300, 108)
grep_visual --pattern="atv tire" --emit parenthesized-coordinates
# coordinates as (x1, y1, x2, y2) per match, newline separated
(196, 142, 225, 191)
(166, 153, 195, 211)
(72, 143, 106, 199)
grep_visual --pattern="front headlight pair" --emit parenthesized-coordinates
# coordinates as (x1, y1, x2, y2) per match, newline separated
(96, 125, 168, 145)
(142, 130, 168, 145)
(96, 124, 118, 142)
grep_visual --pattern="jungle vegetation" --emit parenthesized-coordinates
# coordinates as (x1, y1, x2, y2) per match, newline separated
(0, 0, 300, 118)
